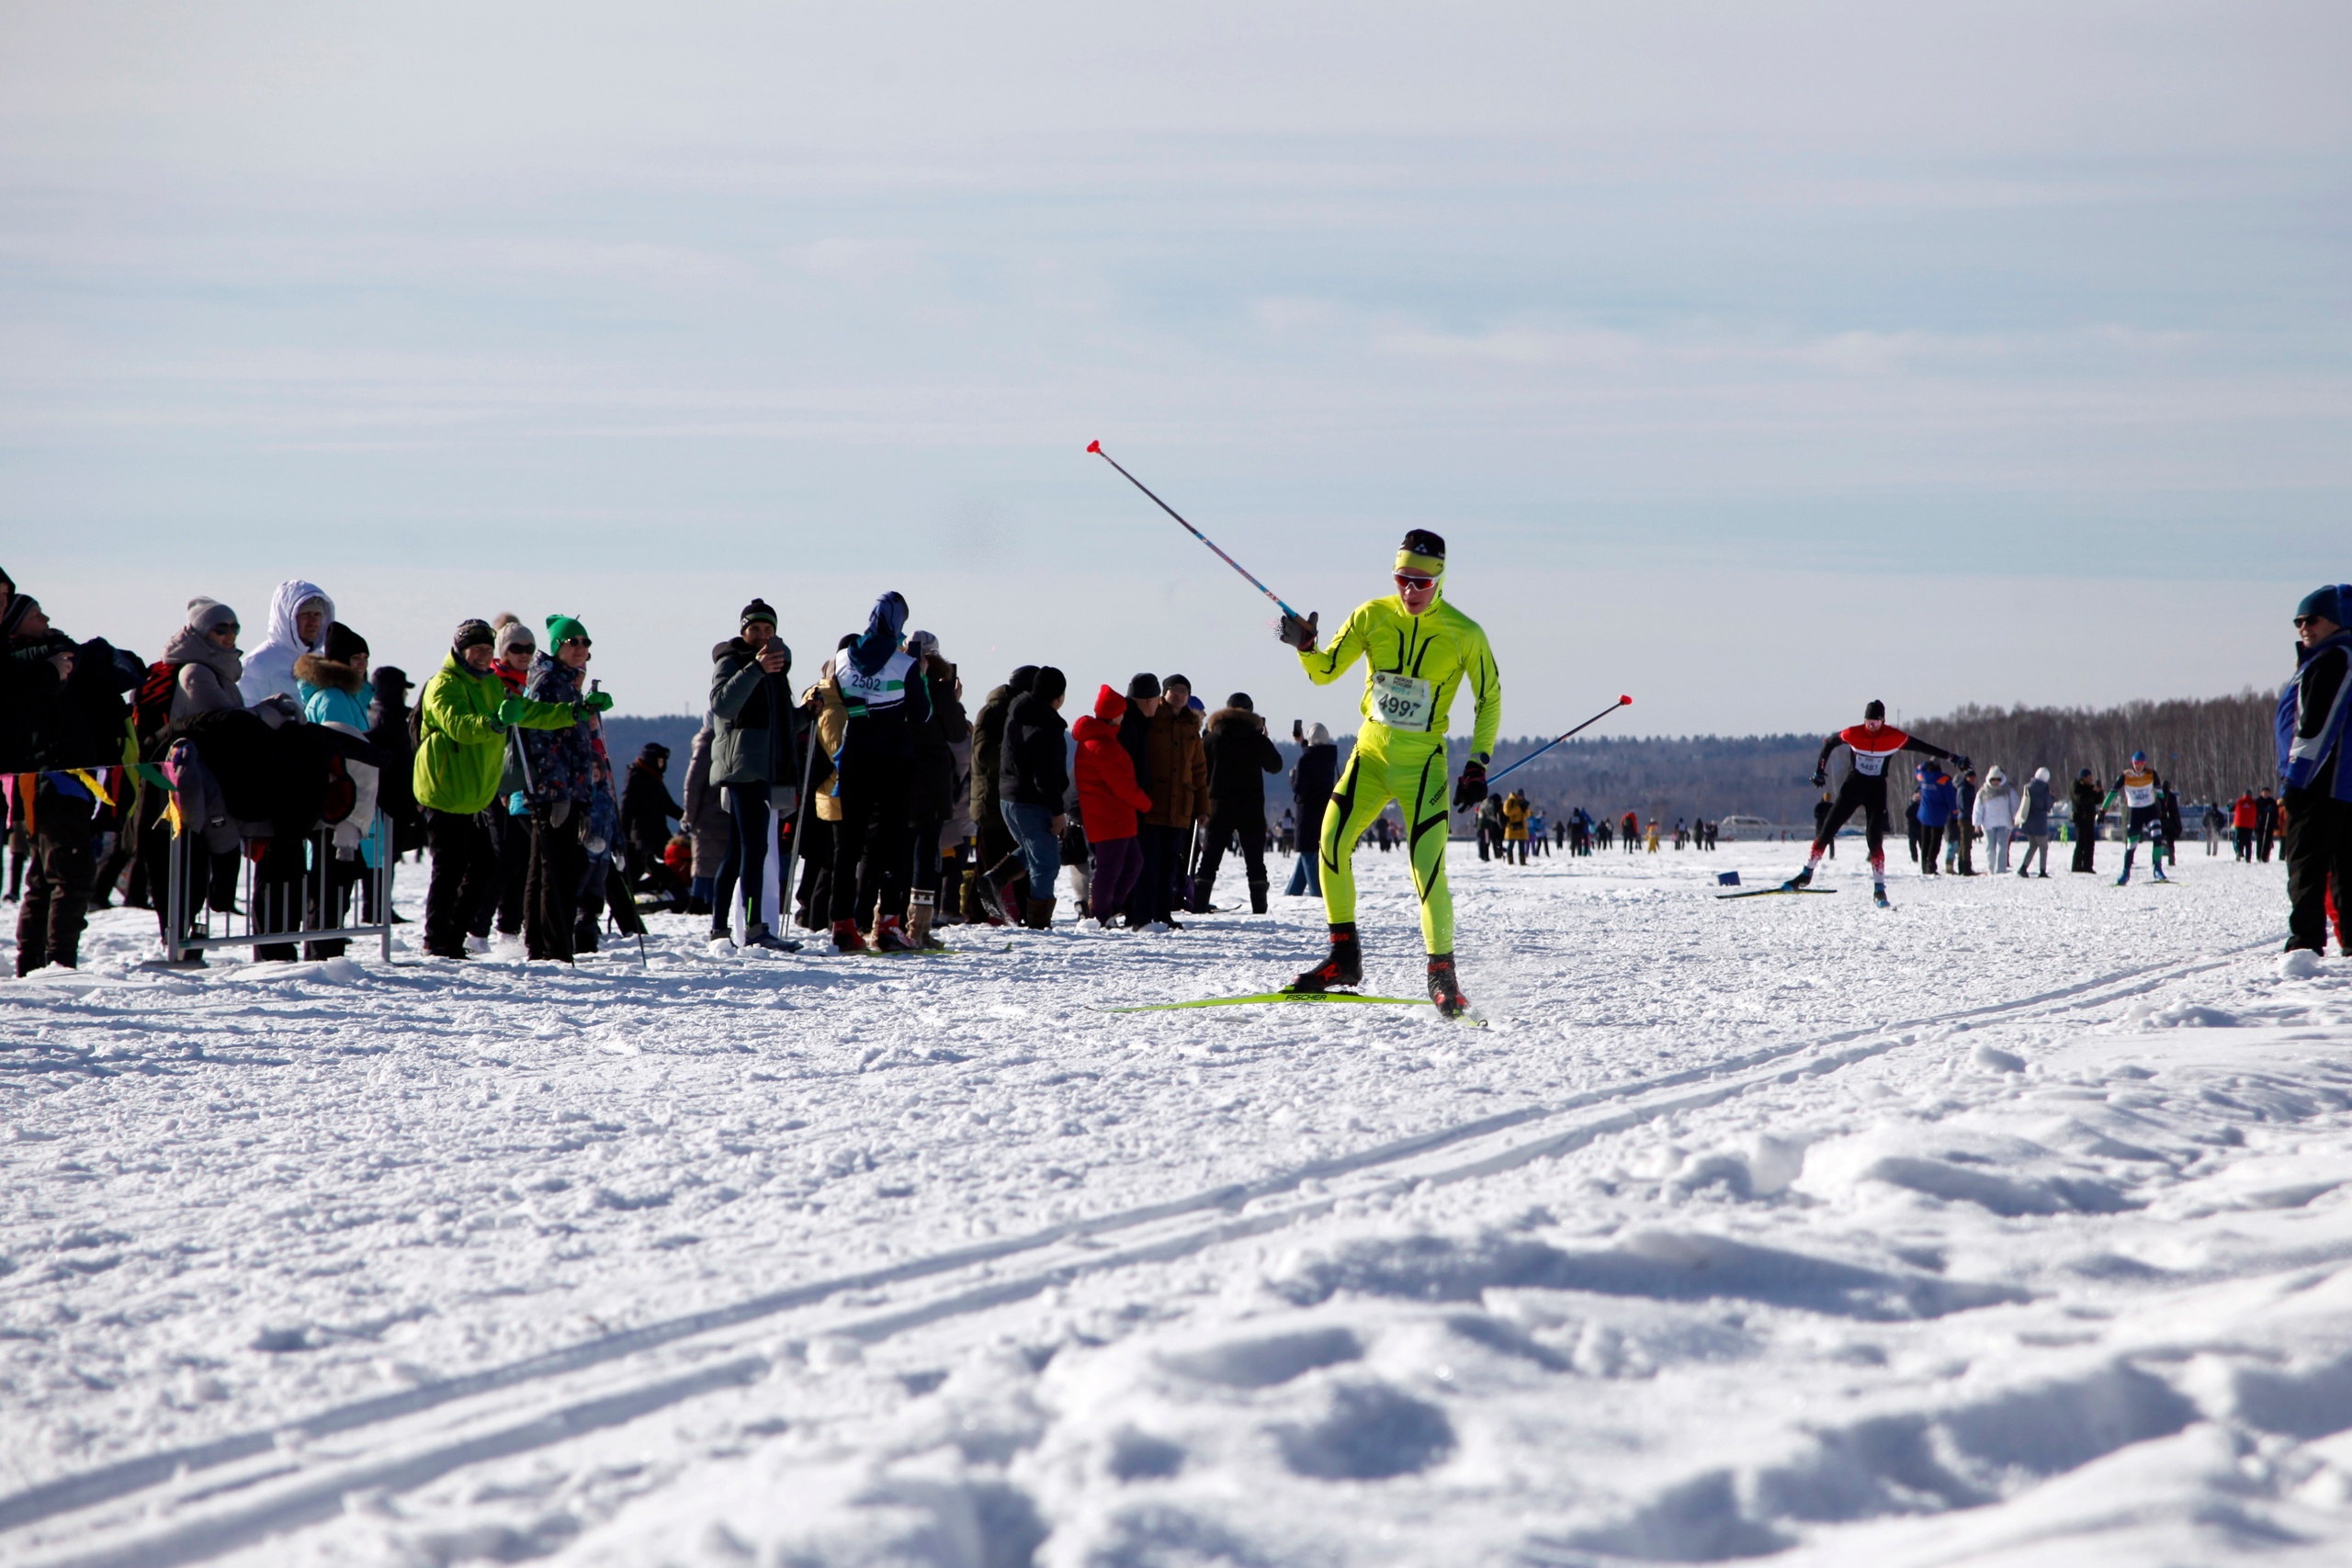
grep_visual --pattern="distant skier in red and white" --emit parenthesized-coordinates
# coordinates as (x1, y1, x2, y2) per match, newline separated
(1784, 700, 1967, 907)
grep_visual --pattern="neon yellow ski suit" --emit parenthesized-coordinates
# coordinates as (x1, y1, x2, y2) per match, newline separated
(1297, 587, 1501, 953)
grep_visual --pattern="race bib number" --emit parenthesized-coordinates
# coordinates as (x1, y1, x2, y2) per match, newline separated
(1851, 750, 1890, 776)
(1371, 671, 1435, 732)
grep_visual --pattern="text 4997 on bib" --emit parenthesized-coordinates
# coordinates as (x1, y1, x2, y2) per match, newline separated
(1372, 671, 1435, 732)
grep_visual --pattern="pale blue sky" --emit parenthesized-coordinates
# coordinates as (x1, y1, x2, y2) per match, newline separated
(4, 2, 2346, 735)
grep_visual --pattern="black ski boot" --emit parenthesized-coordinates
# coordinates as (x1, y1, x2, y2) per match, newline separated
(1781, 865, 1814, 893)
(1427, 953, 1470, 1019)
(1286, 923, 1363, 993)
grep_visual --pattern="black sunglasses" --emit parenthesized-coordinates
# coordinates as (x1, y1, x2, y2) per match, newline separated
(2294, 615, 2323, 628)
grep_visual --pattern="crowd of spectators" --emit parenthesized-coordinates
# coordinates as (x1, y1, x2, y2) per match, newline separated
(6, 570, 2345, 973)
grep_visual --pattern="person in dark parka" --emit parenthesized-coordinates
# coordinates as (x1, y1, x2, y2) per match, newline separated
(620, 742, 685, 906)
(8, 598, 131, 974)
(969, 664, 1038, 924)
(368, 665, 420, 850)
(2281, 583, 2352, 955)
(997, 665, 1070, 928)
(1191, 692, 1283, 914)
(2070, 768, 2102, 873)
(1284, 720, 1339, 897)
(707, 598, 803, 949)
(901, 631, 969, 947)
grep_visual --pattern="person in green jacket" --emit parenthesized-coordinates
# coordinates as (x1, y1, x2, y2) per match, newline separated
(1277, 528, 1501, 1017)
(413, 618, 582, 960)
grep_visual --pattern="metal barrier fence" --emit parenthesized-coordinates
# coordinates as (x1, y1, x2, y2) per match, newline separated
(162, 811, 396, 965)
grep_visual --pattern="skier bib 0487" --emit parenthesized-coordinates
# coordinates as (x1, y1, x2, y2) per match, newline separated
(1837, 724, 1913, 777)
(1370, 671, 1435, 732)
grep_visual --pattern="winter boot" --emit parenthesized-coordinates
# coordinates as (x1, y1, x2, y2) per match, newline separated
(1427, 953, 1470, 1019)
(831, 919, 871, 954)
(908, 890, 942, 949)
(1023, 895, 1057, 931)
(874, 913, 917, 953)
(1188, 874, 1216, 915)
(1249, 877, 1269, 915)
(1286, 923, 1364, 993)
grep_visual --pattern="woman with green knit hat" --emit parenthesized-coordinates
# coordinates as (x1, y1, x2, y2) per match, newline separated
(518, 614, 615, 962)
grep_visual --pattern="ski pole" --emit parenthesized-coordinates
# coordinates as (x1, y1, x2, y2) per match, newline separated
(1486, 695, 1633, 785)
(777, 702, 820, 931)
(1087, 441, 1306, 622)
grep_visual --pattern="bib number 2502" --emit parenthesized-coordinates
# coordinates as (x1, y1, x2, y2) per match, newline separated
(1372, 671, 1435, 732)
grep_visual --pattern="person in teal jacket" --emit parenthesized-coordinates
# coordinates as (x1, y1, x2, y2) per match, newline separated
(292, 622, 383, 952)
(1277, 528, 1501, 1017)
(412, 618, 582, 960)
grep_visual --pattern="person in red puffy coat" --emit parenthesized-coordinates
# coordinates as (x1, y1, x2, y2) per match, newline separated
(1073, 684, 1154, 927)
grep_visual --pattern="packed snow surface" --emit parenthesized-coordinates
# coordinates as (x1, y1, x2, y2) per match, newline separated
(5, 842, 2351, 1567)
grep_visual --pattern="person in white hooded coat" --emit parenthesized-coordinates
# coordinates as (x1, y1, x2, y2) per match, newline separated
(1973, 766, 2020, 874)
(236, 580, 334, 706)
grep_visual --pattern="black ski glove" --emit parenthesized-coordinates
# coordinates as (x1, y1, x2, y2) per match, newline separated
(1278, 610, 1319, 652)
(1952, 754, 1973, 774)
(1810, 767, 1827, 788)
(1452, 757, 1489, 811)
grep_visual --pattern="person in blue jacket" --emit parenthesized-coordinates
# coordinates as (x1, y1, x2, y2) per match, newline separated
(1915, 761, 1958, 876)
(2280, 583, 2352, 955)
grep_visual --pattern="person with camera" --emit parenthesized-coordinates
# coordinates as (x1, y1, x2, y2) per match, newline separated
(707, 599, 803, 951)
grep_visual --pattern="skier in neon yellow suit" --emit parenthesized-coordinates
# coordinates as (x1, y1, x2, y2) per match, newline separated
(1278, 529, 1500, 1017)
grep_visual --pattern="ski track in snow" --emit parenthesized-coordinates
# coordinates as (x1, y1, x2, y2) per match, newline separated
(5, 844, 2352, 1566)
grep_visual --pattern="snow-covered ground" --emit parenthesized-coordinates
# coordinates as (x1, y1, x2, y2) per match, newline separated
(5, 839, 2349, 1567)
